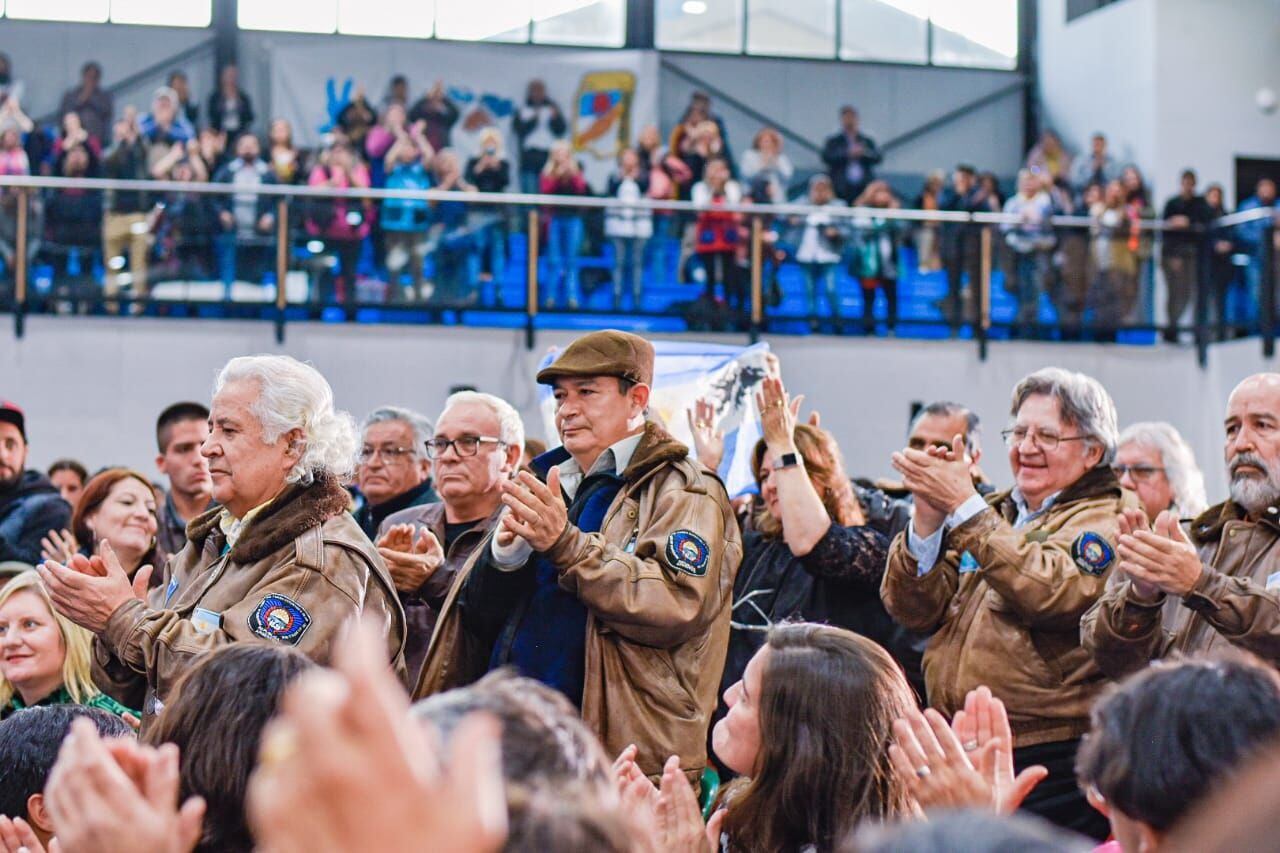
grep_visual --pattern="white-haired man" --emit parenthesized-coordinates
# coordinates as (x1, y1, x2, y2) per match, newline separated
(375, 391, 524, 682)
(38, 355, 406, 726)
(1084, 373, 1280, 678)
(353, 406, 437, 539)
(881, 367, 1131, 840)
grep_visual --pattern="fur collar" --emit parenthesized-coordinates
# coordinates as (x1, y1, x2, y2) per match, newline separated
(186, 472, 352, 563)
(621, 422, 691, 481)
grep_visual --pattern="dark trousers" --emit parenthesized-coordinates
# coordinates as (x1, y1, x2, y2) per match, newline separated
(1014, 737, 1110, 841)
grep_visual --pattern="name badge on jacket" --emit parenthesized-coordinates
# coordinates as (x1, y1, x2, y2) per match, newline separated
(191, 608, 223, 635)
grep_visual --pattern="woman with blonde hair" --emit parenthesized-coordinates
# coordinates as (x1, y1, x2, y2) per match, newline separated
(0, 571, 134, 719)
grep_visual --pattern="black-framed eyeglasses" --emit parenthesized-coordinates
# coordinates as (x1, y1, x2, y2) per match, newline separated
(1000, 426, 1089, 452)
(358, 445, 418, 464)
(1112, 464, 1166, 483)
(425, 436, 506, 459)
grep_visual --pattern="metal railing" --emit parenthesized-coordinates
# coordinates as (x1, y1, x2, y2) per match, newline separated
(0, 174, 1274, 364)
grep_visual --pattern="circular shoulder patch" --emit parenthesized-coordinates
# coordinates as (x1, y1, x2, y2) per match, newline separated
(248, 593, 312, 645)
(1071, 531, 1115, 576)
(666, 530, 710, 576)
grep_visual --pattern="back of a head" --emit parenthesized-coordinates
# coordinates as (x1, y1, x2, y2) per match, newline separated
(1076, 652, 1280, 833)
(847, 810, 1089, 853)
(503, 784, 632, 853)
(145, 644, 314, 853)
(0, 705, 133, 821)
(724, 623, 915, 851)
(412, 670, 612, 797)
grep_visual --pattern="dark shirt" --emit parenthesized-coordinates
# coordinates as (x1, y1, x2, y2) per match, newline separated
(465, 157, 511, 193)
(0, 471, 71, 565)
(1162, 194, 1212, 251)
(444, 519, 478, 549)
(352, 478, 438, 540)
(155, 491, 216, 563)
(103, 138, 151, 213)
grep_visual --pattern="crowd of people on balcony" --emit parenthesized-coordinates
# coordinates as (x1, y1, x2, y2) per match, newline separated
(0, 54, 1276, 337)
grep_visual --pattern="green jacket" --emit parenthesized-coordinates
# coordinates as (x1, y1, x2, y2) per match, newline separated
(3, 685, 137, 720)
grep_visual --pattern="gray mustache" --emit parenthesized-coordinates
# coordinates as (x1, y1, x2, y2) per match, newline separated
(1230, 453, 1273, 479)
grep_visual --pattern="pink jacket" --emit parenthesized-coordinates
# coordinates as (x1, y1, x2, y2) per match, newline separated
(306, 163, 372, 240)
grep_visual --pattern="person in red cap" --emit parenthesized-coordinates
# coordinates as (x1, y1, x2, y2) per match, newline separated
(416, 329, 743, 780)
(0, 400, 72, 566)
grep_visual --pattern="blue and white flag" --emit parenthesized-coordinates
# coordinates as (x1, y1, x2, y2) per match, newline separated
(537, 341, 772, 497)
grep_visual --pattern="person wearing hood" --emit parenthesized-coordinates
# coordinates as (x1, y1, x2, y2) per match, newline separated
(0, 401, 71, 566)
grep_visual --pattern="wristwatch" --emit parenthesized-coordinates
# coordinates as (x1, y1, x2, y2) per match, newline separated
(772, 452, 800, 470)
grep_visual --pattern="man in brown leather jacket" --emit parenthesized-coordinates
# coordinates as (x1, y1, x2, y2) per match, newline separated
(881, 367, 1127, 840)
(38, 355, 405, 727)
(415, 330, 742, 779)
(1084, 373, 1280, 677)
(376, 391, 523, 684)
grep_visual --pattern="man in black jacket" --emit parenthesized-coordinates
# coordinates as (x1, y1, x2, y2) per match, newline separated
(0, 401, 71, 565)
(822, 105, 882, 204)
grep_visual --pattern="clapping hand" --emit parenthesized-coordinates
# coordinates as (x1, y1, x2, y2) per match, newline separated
(499, 469, 569, 552)
(686, 398, 725, 471)
(891, 434, 978, 516)
(38, 541, 151, 634)
(1116, 508, 1202, 598)
(41, 528, 79, 564)
(247, 621, 507, 853)
(376, 524, 445, 594)
(950, 686, 1047, 814)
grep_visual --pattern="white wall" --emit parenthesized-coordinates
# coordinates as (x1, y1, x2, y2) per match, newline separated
(1038, 0, 1280, 204)
(2, 316, 1270, 505)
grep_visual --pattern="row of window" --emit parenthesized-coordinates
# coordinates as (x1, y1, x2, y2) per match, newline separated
(0, 0, 1017, 69)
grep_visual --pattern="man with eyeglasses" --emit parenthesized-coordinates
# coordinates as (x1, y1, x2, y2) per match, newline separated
(1084, 373, 1280, 680)
(881, 367, 1129, 840)
(374, 392, 523, 683)
(415, 330, 742, 782)
(352, 406, 437, 540)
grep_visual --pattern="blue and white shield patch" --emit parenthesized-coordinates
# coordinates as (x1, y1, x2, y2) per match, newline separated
(248, 594, 312, 645)
(1071, 531, 1115, 576)
(666, 530, 710, 576)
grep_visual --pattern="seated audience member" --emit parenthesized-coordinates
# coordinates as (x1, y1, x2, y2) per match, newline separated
(45, 459, 87, 513)
(39, 356, 406, 727)
(883, 367, 1127, 838)
(1001, 169, 1056, 333)
(0, 705, 134, 849)
(1160, 169, 1211, 341)
(353, 406, 436, 539)
(419, 330, 741, 779)
(266, 118, 303, 185)
(381, 392, 520, 686)
(1025, 129, 1072, 185)
(513, 79, 567, 195)
(381, 120, 435, 300)
(41, 468, 160, 586)
(57, 61, 112, 147)
(208, 64, 254, 135)
(409, 80, 460, 153)
(212, 133, 277, 288)
(1068, 132, 1119, 193)
(168, 69, 199, 128)
(690, 377, 895, 732)
(0, 401, 72, 565)
(0, 571, 135, 719)
(1112, 422, 1207, 523)
(851, 179, 902, 335)
(144, 643, 314, 853)
(305, 138, 372, 306)
(1076, 653, 1280, 853)
(1084, 374, 1280, 678)
(822, 105, 881, 204)
(540, 141, 591, 309)
(791, 174, 847, 324)
(740, 127, 793, 205)
(625, 623, 915, 851)
(154, 402, 215, 558)
(604, 146, 651, 310)
(336, 85, 376, 151)
(102, 111, 156, 298)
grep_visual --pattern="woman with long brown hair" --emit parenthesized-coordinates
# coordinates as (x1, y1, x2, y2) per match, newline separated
(41, 467, 161, 586)
(713, 622, 916, 851)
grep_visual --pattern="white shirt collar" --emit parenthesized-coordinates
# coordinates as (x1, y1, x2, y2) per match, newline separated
(1010, 488, 1062, 526)
(558, 432, 644, 501)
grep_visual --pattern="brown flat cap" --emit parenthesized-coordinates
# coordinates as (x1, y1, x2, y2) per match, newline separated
(536, 330, 655, 386)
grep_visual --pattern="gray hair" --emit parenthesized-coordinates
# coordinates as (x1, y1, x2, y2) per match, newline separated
(1119, 422, 1208, 517)
(361, 406, 433, 460)
(213, 355, 358, 485)
(1011, 367, 1119, 465)
(909, 401, 982, 455)
(439, 391, 525, 452)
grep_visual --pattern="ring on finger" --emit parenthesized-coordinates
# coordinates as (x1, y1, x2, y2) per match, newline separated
(915, 766, 931, 779)
(963, 740, 979, 752)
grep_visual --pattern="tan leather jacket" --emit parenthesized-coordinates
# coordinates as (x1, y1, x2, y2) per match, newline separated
(377, 501, 501, 685)
(414, 423, 743, 778)
(93, 473, 406, 726)
(882, 466, 1129, 748)
(1082, 500, 1280, 678)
